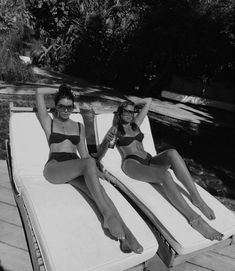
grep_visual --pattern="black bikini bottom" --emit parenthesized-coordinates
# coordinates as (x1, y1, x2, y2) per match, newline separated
(47, 152, 79, 163)
(124, 153, 152, 166)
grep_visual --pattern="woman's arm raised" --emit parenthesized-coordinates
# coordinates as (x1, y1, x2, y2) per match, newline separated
(133, 97, 152, 127)
(35, 88, 58, 136)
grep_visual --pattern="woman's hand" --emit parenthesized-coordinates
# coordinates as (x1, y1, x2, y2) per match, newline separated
(36, 88, 59, 96)
(133, 97, 152, 127)
(134, 97, 152, 106)
(97, 168, 105, 179)
(96, 126, 117, 161)
(106, 126, 117, 142)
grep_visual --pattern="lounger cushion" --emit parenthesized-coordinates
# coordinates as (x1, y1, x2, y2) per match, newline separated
(95, 113, 235, 255)
(9, 112, 158, 271)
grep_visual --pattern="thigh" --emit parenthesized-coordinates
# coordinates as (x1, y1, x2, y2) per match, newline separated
(122, 159, 165, 184)
(69, 177, 95, 203)
(43, 158, 89, 184)
(149, 151, 171, 168)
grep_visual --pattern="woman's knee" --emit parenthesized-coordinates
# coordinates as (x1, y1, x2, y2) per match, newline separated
(165, 149, 179, 161)
(158, 170, 173, 185)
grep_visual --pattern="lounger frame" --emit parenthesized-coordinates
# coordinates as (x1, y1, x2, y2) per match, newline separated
(5, 103, 153, 271)
(101, 152, 235, 268)
(5, 103, 47, 271)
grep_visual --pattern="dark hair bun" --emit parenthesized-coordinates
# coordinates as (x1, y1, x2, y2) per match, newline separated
(54, 84, 75, 105)
(58, 84, 72, 93)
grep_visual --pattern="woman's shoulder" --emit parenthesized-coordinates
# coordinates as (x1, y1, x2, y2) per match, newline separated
(70, 119, 82, 125)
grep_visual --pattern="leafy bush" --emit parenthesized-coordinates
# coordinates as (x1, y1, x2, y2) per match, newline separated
(27, 0, 85, 70)
(0, 35, 35, 82)
(0, 0, 36, 82)
(26, 0, 234, 93)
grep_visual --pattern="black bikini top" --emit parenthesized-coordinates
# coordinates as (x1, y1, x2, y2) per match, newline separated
(48, 120, 80, 146)
(116, 131, 144, 147)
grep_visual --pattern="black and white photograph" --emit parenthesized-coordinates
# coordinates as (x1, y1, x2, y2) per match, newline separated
(0, 1, 234, 270)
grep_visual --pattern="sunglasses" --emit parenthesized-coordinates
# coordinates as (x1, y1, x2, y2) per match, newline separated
(122, 108, 136, 115)
(57, 104, 74, 112)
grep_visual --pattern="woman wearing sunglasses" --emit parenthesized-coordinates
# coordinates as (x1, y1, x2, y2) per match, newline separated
(97, 98, 223, 241)
(36, 84, 143, 254)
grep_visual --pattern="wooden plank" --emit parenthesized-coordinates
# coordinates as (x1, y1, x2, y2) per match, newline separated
(172, 261, 213, 271)
(172, 238, 232, 267)
(209, 251, 235, 268)
(0, 202, 21, 226)
(0, 220, 28, 251)
(0, 160, 11, 189)
(188, 250, 235, 271)
(0, 185, 16, 206)
(0, 242, 32, 271)
(213, 244, 235, 259)
(126, 263, 148, 271)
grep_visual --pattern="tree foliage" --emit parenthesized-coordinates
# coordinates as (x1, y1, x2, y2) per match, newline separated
(2, 0, 234, 91)
(0, 0, 36, 81)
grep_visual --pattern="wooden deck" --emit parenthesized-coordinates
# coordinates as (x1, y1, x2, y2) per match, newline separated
(0, 159, 235, 271)
(0, 160, 32, 271)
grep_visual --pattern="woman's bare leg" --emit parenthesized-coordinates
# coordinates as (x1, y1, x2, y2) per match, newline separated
(44, 158, 125, 240)
(69, 178, 143, 254)
(122, 159, 223, 241)
(150, 149, 215, 220)
(99, 185, 143, 253)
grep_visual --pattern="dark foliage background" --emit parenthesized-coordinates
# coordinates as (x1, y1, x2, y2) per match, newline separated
(1, 0, 234, 96)
(0, 0, 37, 81)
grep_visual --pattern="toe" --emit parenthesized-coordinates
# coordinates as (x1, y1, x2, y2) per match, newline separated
(118, 235, 125, 240)
(215, 234, 223, 241)
(136, 247, 143, 254)
(211, 213, 216, 220)
(120, 240, 132, 253)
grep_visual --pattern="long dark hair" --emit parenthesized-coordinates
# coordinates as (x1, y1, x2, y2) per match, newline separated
(54, 84, 75, 106)
(114, 101, 138, 135)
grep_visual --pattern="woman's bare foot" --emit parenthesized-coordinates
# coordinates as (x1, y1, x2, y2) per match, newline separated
(103, 214, 125, 240)
(192, 198, 216, 220)
(119, 239, 132, 253)
(122, 226, 143, 254)
(189, 215, 223, 241)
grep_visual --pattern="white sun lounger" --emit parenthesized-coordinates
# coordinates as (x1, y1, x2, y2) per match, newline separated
(6, 104, 158, 271)
(95, 113, 235, 267)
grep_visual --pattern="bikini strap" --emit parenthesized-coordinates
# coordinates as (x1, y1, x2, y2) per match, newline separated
(78, 122, 80, 135)
(51, 119, 53, 133)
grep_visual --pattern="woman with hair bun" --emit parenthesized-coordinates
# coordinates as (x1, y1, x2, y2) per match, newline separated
(36, 84, 143, 254)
